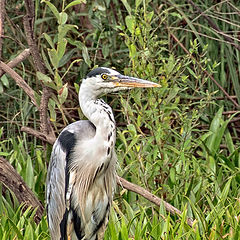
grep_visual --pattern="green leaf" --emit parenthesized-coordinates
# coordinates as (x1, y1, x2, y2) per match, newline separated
(54, 71, 62, 88)
(206, 106, 223, 153)
(135, 0, 142, 9)
(59, 12, 68, 25)
(121, 0, 132, 15)
(226, 49, 240, 104)
(102, 44, 109, 59)
(57, 38, 67, 60)
(0, 152, 11, 157)
(125, 15, 135, 34)
(37, 72, 57, 90)
(129, 43, 136, 58)
(42, 0, 60, 21)
(146, 11, 154, 22)
(34, 91, 41, 107)
(1, 75, 9, 88)
(48, 98, 56, 122)
(82, 45, 91, 67)
(64, 0, 86, 11)
(41, 48, 54, 75)
(25, 157, 34, 190)
(7, 218, 23, 239)
(36, 71, 52, 84)
(169, 167, 176, 184)
(58, 48, 77, 68)
(24, 224, 34, 239)
(58, 83, 68, 105)
(219, 177, 232, 205)
(0, 82, 3, 94)
(48, 48, 59, 69)
(43, 33, 54, 49)
(225, 129, 235, 154)
(58, 24, 78, 41)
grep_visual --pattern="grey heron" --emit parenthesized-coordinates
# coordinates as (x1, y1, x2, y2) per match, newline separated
(46, 67, 160, 240)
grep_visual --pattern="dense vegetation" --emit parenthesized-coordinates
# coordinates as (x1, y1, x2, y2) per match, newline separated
(0, 0, 240, 239)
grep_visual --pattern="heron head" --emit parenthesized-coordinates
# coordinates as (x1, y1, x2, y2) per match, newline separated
(81, 67, 160, 96)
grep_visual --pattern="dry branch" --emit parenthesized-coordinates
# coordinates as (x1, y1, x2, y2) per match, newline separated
(0, 48, 31, 78)
(23, 0, 53, 137)
(117, 177, 194, 227)
(0, 0, 6, 60)
(0, 157, 44, 223)
(0, 61, 38, 107)
(21, 126, 55, 145)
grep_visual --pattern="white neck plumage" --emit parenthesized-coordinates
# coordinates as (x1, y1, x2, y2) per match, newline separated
(79, 83, 116, 146)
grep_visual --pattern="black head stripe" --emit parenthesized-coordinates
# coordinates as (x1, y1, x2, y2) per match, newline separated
(87, 67, 111, 78)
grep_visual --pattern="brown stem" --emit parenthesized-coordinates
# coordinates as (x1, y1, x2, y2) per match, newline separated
(21, 126, 55, 145)
(23, 15, 46, 74)
(39, 87, 52, 134)
(0, 48, 31, 78)
(0, 61, 38, 107)
(0, 157, 44, 223)
(117, 177, 194, 227)
(23, 0, 53, 138)
(0, 0, 6, 60)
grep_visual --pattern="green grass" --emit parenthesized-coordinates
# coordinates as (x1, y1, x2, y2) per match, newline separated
(1, 0, 240, 239)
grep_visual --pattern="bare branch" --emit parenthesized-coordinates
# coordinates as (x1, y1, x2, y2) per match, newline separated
(23, 0, 53, 137)
(0, 48, 31, 78)
(0, 157, 44, 223)
(117, 177, 194, 227)
(39, 86, 52, 134)
(23, 16, 46, 74)
(21, 126, 55, 145)
(0, 0, 6, 60)
(0, 61, 38, 107)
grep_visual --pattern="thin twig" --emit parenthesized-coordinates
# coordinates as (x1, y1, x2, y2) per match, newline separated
(0, 49, 31, 78)
(170, 33, 240, 109)
(223, 110, 240, 115)
(187, 0, 240, 52)
(21, 127, 195, 228)
(0, 157, 44, 224)
(0, 0, 6, 61)
(0, 61, 38, 107)
(181, 95, 237, 101)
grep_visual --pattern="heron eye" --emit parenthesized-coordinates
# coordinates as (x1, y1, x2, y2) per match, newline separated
(101, 74, 108, 80)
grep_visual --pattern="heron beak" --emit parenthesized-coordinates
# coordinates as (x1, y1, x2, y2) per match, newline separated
(111, 75, 161, 88)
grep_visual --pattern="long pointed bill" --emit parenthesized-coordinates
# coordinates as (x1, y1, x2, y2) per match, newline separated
(111, 75, 161, 88)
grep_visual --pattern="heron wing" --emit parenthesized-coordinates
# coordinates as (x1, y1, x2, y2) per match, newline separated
(46, 120, 96, 239)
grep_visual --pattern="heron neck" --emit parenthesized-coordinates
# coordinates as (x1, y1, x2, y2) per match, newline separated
(79, 90, 116, 143)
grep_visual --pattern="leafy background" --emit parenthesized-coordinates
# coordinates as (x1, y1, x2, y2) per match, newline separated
(0, 0, 240, 239)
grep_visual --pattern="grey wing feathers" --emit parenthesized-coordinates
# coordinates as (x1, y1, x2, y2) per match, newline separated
(46, 120, 96, 239)
(46, 142, 66, 239)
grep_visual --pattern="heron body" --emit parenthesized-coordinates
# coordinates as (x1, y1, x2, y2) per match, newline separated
(46, 67, 160, 240)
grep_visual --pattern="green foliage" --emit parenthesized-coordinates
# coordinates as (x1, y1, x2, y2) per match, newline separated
(0, 186, 49, 240)
(1, 0, 240, 239)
